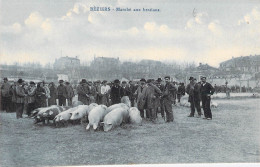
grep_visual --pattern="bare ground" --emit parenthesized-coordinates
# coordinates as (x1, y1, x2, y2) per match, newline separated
(0, 98, 260, 166)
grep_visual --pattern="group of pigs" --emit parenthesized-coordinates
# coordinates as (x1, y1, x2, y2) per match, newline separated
(30, 98, 142, 131)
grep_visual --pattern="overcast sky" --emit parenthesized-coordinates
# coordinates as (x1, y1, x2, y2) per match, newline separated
(0, 0, 259, 67)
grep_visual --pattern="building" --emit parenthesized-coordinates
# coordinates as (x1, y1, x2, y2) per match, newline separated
(219, 55, 260, 73)
(53, 56, 81, 82)
(90, 57, 121, 80)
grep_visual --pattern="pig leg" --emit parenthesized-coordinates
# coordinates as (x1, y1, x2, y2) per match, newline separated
(93, 123, 98, 131)
(86, 123, 91, 130)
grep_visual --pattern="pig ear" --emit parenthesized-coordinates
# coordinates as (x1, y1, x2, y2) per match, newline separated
(100, 122, 105, 126)
(108, 123, 112, 125)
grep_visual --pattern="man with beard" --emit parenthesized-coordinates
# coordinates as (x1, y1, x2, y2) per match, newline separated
(162, 76, 177, 122)
(110, 79, 123, 105)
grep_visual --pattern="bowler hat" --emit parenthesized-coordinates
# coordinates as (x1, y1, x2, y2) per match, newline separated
(140, 78, 146, 82)
(122, 81, 127, 84)
(59, 80, 64, 83)
(189, 77, 194, 80)
(29, 81, 35, 85)
(81, 79, 87, 83)
(102, 80, 107, 84)
(157, 78, 162, 82)
(3, 77, 8, 81)
(114, 79, 120, 83)
(17, 78, 23, 84)
(164, 76, 170, 79)
(200, 76, 206, 79)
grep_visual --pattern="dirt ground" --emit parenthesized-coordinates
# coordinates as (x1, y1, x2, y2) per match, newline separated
(0, 98, 260, 166)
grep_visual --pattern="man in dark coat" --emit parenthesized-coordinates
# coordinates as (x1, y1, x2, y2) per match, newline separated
(186, 77, 202, 117)
(15, 79, 26, 119)
(110, 79, 123, 105)
(156, 78, 165, 118)
(145, 79, 162, 123)
(121, 81, 131, 97)
(48, 82, 57, 106)
(177, 82, 185, 103)
(56, 80, 67, 106)
(128, 81, 137, 107)
(77, 79, 91, 105)
(1, 77, 12, 112)
(200, 76, 215, 120)
(162, 76, 177, 122)
(27, 81, 36, 116)
(65, 82, 75, 106)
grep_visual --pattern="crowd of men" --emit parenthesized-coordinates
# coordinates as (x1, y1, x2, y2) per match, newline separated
(1, 75, 215, 122)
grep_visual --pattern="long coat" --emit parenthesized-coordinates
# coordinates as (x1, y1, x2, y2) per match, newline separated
(77, 84, 90, 105)
(27, 85, 36, 104)
(15, 85, 26, 103)
(144, 83, 162, 109)
(48, 85, 57, 106)
(162, 82, 177, 104)
(135, 85, 148, 110)
(1, 82, 11, 97)
(35, 87, 46, 108)
(110, 86, 124, 105)
(66, 85, 75, 99)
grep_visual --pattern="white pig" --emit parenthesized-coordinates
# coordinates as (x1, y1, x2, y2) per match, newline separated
(54, 107, 78, 126)
(86, 105, 108, 130)
(106, 103, 129, 113)
(72, 101, 84, 107)
(70, 105, 89, 120)
(80, 103, 98, 124)
(129, 107, 142, 125)
(102, 107, 129, 132)
(121, 96, 131, 108)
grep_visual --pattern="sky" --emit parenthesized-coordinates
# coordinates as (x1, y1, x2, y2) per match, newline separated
(0, 0, 260, 67)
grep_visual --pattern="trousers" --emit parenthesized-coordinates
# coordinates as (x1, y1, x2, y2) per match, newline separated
(201, 95, 212, 119)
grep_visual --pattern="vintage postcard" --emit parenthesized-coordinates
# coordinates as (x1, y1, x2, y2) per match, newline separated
(0, 0, 260, 167)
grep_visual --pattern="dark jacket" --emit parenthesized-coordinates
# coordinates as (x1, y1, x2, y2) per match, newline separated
(57, 84, 67, 97)
(16, 85, 26, 103)
(77, 84, 90, 104)
(162, 82, 177, 104)
(110, 85, 123, 104)
(145, 83, 162, 109)
(200, 82, 215, 96)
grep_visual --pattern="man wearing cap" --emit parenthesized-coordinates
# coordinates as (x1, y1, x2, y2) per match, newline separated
(57, 80, 67, 106)
(15, 79, 26, 118)
(27, 81, 36, 116)
(186, 77, 202, 117)
(65, 82, 75, 106)
(134, 78, 148, 118)
(77, 79, 91, 105)
(110, 79, 123, 105)
(162, 76, 176, 122)
(1, 78, 12, 112)
(100, 80, 110, 106)
(200, 76, 215, 120)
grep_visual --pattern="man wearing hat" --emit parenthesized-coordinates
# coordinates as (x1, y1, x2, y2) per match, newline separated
(56, 80, 67, 106)
(145, 79, 162, 123)
(121, 81, 131, 97)
(186, 77, 202, 117)
(110, 79, 123, 105)
(200, 76, 215, 120)
(65, 81, 75, 106)
(134, 78, 148, 118)
(77, 79, 91, 105)
(156, 78, 165, 119)
(177, 82, 185, 103)
(1, 77, 11, 112)
(162, 76, 177, 122)
(27, 81, 36, 116)
(15, 79, 26, 118)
